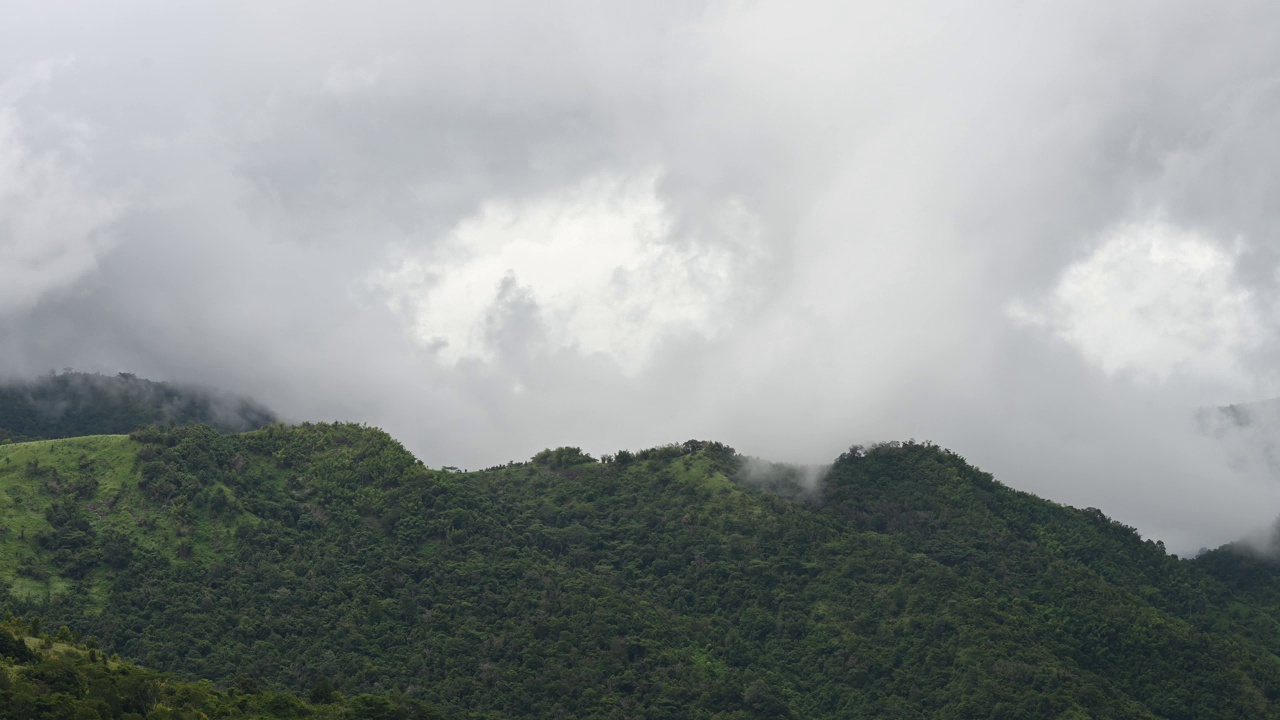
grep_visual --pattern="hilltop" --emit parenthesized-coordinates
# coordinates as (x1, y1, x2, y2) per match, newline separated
(2, 423, 1280, 718)
(0, 372, 276, 443)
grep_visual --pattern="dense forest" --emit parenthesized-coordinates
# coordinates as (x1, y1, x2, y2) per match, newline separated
(0, 616, 438, 719)
(0, 372, 276, 443)
(3, 420, 1280, 718)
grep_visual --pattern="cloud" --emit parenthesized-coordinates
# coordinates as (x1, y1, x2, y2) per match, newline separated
(374, 170, 760, 374)
(3, 1, 1280, 551)
(0, 60, 122, 316)
(1010, 217, 1262, 387)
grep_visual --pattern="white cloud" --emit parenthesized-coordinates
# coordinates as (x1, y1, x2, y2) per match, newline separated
(375, 171, 761, 375)
(1010, 218, 1260, 387)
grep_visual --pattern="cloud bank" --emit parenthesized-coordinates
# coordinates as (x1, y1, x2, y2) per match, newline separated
(4, 1, 1280, 551)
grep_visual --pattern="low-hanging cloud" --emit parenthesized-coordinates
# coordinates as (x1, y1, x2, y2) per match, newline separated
(737, 456, 831, 503)
(3, 1, 1280, 552)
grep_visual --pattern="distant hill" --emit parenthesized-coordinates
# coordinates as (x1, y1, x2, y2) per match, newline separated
(1198, 397, 1280, 431)
(0, 371, 277, 443)
(3, 424, 1280, 718)
(1195, 397, 1280, 480)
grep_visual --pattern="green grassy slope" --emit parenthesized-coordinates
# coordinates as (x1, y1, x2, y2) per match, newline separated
(0, 434, 225, 605)
(1, 424, 1279, 718)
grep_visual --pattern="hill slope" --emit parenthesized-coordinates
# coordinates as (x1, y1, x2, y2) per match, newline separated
(1, 424, 1279, 718)
(0, 618, 438, 719)
(0, 372, 276, 443)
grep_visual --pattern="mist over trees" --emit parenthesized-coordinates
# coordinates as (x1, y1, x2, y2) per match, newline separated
(0, 371, 277, 443)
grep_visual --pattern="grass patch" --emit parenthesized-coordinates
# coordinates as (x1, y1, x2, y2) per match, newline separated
(0, 436, 138, 595)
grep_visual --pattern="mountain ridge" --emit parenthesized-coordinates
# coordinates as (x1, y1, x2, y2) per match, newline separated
(0, 371, 277, 443)
(2, 421, 1279, 717)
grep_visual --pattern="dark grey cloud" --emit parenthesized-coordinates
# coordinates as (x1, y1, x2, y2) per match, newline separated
(4, 1, 1280, 551)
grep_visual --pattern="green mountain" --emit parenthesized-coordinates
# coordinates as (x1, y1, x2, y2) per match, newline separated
(0, 618, 438, 719)
(0, 372, 276, 444)
(1, 423, 1279, 718)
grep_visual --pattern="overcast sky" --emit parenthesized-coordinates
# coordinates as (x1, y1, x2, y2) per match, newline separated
(4, 1, 1280, 551)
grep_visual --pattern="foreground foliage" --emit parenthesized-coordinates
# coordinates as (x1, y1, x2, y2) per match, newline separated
(2, 423, 1280, 718)
(0, 618, 438, 719)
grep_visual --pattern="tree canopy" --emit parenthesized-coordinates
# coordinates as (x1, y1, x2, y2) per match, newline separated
(2, 422, 1280, 717)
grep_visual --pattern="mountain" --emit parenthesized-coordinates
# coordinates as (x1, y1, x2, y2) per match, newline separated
(2, 423, 1280, 718)
(0, 372, 277, 443)
(0, 618, 438, 719)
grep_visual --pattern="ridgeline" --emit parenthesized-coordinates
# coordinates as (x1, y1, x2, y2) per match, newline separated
(2, 419, 1280, 718)
(0, 371, 276, 444)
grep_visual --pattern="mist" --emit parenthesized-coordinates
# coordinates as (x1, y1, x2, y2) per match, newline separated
(737, 456, 831, 503)
(0, 371, 277, 437)
(4, 1, 1280, 552)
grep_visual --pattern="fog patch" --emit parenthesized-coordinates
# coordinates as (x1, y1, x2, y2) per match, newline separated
(737, 456, 832, 502)
(1196, 399, 1280, 497)
(0, 370, 277, 436)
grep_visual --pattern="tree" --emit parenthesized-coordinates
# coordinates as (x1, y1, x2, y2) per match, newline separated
(309, 676, 336, 704)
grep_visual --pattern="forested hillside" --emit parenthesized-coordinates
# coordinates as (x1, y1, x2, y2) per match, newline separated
(2, 423, 1280, 718)
(0, 372, 276, 443)
(0, 617, 438, 719)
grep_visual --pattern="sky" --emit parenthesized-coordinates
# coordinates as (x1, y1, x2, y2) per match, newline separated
(3, 1, 1280, 552)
